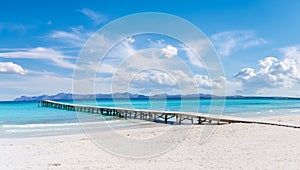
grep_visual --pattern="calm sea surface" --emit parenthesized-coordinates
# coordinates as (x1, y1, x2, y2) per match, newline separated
(1, 98, 300, 137)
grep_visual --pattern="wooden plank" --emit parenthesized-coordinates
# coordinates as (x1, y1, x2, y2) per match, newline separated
(38, 100, 300, 128)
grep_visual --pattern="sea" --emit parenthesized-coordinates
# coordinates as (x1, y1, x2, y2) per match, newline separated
(1, 98, 300, 138)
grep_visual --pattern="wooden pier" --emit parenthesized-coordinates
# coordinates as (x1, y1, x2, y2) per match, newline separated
(38, 100, 300, 128)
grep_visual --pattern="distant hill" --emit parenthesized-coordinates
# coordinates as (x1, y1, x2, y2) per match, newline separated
(14, 93, 74, 101)
(13, 93, 300, 101)
(14, 92, 214, 101)
(14, 92, 151, 101)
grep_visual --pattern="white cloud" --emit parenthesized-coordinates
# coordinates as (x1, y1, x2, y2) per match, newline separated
(0, 47, 75, 69)
(194, 75, 226, 90)
(180, 44, 203, 68)
(161, 45, 178, 58)
(48, 26, 90, 47)
(75, 34, 227, 95)
(149, 38, 208, 68)
(126, 37, 135, 43)
(0, 62, 26, 75)
(73, 33, 137, 75)
(279, 44, 300, 59)
(91, 36, 223, 95)
(130, 68, 226, 94)
(79, 8, 106, 25)
(258, 57, 278, 74)
(133, 70, 177, 86)
(148, 39, 166, 48)
(194, 75, 211, 89)
(128, 69, 185, 95)
(234, 47, 300, 94)
(97, 63, 118, 74)
(211, 30, 267, 56)
(0, 73, 73, 100)
(231, 44, 300, 95)
(181, 39, 217, 69)
(234, 68, 256, 80)
(106, 40, 136, 60)
(50, 30, 82, 41)
(0, 22, 27, 32)
(0, 48, 32, 52)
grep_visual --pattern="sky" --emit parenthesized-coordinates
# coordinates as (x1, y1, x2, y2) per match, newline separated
(1, 0, 300, 100)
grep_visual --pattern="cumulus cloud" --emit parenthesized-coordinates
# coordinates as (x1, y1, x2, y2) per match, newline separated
(132, 68, 225, 93)
(194, 75, 226, 90)
(234, 53, 300, 93)
(194, 75, 211, 89)
(77, 34, 226, 95)
(0, 62, 26, 75)
(212, 30, 267, 56)
(0, 47, 75, 69)
(161, 45, 178, 58)
(78, 8, 107, 25)
(133, 70, 177, 87)
(234, 68, 256, 80)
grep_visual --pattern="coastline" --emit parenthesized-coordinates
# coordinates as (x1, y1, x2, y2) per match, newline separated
(0, 114, 299, 169)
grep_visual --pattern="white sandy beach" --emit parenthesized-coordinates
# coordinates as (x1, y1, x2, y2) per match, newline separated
(0, 115, 300, 170)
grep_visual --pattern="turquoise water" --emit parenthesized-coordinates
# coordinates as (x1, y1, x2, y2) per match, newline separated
(1, 98, 300, 137)
(73, 98, 300, 116)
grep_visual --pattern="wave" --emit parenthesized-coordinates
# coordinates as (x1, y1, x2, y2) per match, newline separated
(2, 123, 81, 128)
(4, 128, 74, 133)
(1, 119, 125, 129)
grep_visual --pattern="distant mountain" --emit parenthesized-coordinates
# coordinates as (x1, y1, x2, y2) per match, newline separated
(14, 93, 74, 101)
(13, 93, 300, 102)
(14, 92, 213, 101)
(14, 92, 149, 101)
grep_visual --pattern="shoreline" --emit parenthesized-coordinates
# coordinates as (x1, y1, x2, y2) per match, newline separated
(1, 113, 300, 139)
(1, 113, 299, 139)
(0, 114, 300, 169)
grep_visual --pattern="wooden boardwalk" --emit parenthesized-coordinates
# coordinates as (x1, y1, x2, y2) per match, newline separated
(38, 100, 300, 128)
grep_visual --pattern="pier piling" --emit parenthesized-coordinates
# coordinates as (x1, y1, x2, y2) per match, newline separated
(38, 100, 300, 128)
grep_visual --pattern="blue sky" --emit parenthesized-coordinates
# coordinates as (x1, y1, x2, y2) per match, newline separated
(1, 0, 300, 100)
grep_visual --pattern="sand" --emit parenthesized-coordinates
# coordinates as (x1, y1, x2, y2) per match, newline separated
(0, 115, 300, 170)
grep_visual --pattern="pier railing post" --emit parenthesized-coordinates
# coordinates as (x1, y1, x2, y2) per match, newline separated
(37, 100, 300, 128)
(164, 114, 168, 124)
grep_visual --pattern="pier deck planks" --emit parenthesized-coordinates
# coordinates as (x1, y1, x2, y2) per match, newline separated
(38, 100, 300, 128)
